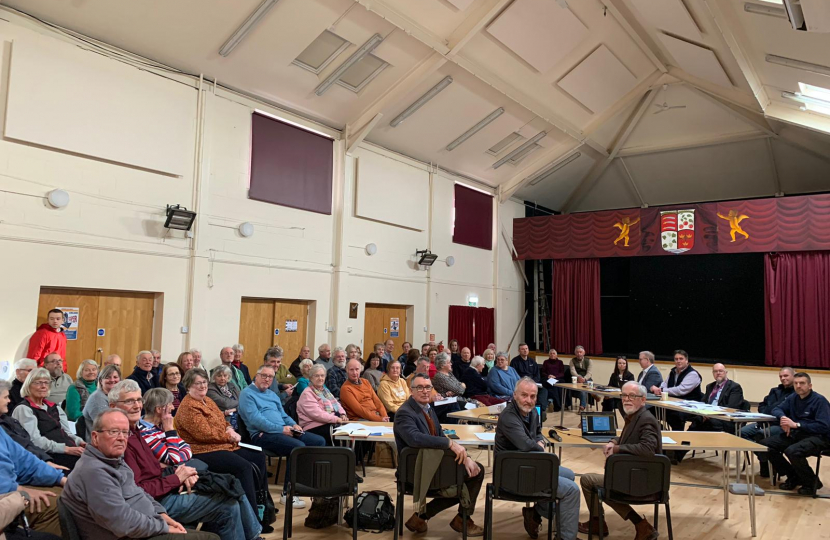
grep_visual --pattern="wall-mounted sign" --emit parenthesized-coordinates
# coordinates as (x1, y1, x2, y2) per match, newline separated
(57, 307, 79, 340)
(274, 328, 280, 336)
(390, 318, 400, 338)
(97, 328, 105, 337)
(285, 320, 298, 332)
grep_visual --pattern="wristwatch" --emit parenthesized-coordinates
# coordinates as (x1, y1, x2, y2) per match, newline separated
(19, 491, 31, 507)
(796, 422, 801, 429)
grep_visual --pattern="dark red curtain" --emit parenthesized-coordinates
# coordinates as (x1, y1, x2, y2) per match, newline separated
(453, 184, 493, 250)
(448, 305, 475, 351)
(473, 307, 495, 356)
(765, 252, 830, 368)
(551, 259, 603, 355)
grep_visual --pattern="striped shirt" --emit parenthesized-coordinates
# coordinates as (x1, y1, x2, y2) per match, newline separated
(138, 419, 193, 465)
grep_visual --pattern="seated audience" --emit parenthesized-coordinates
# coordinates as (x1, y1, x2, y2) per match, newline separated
(393, 373, 485, 537)
(495, 378, 579, 540)
(289, 346, 312, 379)
(427, 347, 439, 378)
(104, 354, 123, 368)
(239, 365, 325, 509)
(345, 344, 360, 362)
(140, 388, 194, 466)
(27, 309, 67, 371)
(262, 347, 295, 402)
(635, 351, 663, 391)
(462, 356, 505, 406)
(383, 340, 395, 369)
(361, 354, 383, 390)
(0, 380, 59, 467)
(62, 408, 218, 540)
(602, 356, 634, 414)
(451, 347, 472, 380)
(448, 339, 461, 365)
(741, 367, 794, 477)
(0, 420, 67, 539)
(487, 352, 520, 399)
(541, 349, 565, 412)
(314, 343, 333, 371)
(188, 349, 203, 369)
(377, 360, 410, 419)
(578, 382, 661, 540)
(340, 360, 389, 422)
(403, 348, 420, 377)
(511, 343, 549, 415)
(433, 353, 466, 398)
(65, 359, 98, 421)
(177, 351, 196, 372)
(82, 365, 121, 441)
(482, 348, 496, 377)
(206, 365, 240, 430)
(325, 347, 348, 399)
(12, 368, 85, 470)
(569, 346, 593, 412)
(407, 358, 462, 424)
(232, 344, 252, 386)
(652, 350, 701, 462)
(397, 342, 412, 365)
(297, 365, 348, 445)
(213, 346, 248, 392)
(294, 359, 314, 395)
(41, 353, 72, 406)
(110, 379, 262, 540)
(688, 363, 744, 433)
(128, 350, 158, 395)
(9, 358, 36, 413)
(160, 363, 186, 415)
(173, 369, 268, 525)
(761, 372, 830, 495)
(150, 350, 162, 379)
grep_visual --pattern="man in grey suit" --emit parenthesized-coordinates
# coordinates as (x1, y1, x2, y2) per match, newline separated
(636, 351, 663, 392)
(578, 382, 661, 540)
(393, 373, 485, 537)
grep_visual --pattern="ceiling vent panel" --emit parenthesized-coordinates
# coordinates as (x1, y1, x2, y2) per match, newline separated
(558, 45, 638, 114)
(658, 34, 732, 88)
(292, 30, 350, 74)
(336, 54, 389, 92)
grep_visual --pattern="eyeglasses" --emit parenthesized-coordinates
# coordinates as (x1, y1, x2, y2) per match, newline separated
(97, 429, 131, 438)
(620, 393, 643, 401)
(30, 380, 51, 387)
(191, 381, 208, 387)
(258, 374, 275, 380)
(117, 398, 143, 406)
(44, 360, 61, 365)
(413, 385, 433, 392)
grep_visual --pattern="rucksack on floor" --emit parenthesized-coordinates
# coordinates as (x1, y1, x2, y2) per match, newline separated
(343, 490, 395, 533)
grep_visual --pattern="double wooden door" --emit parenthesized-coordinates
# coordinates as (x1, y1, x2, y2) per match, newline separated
(363, 304, 408, 360)
(37, 288, 155, 376)
(239, 298, 309, 363)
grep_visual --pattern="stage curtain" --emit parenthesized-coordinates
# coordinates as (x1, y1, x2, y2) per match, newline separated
(448, 306, 475, 351)
(765, 252, 830, 368)
(551, 259, 603, 355)
(473, 307, 495, 356)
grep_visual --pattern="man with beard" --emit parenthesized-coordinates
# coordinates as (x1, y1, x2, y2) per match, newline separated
(325, 348, 348, 399)
(578, 381, 661, 540)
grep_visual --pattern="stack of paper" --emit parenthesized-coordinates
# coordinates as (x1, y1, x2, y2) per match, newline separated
(474, 433, 496, 441)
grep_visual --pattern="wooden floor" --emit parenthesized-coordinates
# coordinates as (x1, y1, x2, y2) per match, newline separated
(263, 410, 829, 539)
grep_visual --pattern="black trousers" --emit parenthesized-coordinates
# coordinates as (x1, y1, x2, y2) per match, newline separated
(761, 430, 830, 486)
(196, 448, 267, 515)
(421, 462, 484, 519)
(543, 384, 563, 410)
(306, 424, 334, 446)
(687, 416, 732, 434)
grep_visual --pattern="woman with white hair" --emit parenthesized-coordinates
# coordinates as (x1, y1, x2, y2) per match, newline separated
(82, 364, 121, 441)
(207, 365, 241, 430)
(64, 359, 98, 421)
(9, 358, 36, 413)
(460, 356, 506, 406)
(12, 368, 86, 470)
(487, 352, 520, 400)
(432, 352, 466, 397)
(297, 364, 348, 445)
(294, 358, 315, 395)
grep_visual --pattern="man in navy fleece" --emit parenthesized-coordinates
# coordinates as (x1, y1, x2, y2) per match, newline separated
(762, 372, 830, 495)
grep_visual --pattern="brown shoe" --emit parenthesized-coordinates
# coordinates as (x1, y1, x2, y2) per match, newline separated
(578, 517, 609, 537)
(634, 519, 658, 540)
(522, 507, 542, 538)
(405, 512, 428, 534)
(449, 514, 484, 537)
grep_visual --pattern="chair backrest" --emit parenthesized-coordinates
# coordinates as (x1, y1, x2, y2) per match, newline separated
(236, 414, 253, 444)
(603, 454, 671, 504)
(493, 451, 560, 501)
(75, 416, 87, 441)
(739, 399, 750, 412)
(290, 446, 356, 498)
(398, 447, 465, 493)
(57, 499, 82, 540)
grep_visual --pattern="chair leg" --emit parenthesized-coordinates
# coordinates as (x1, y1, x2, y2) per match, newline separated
(395, 488, 403, 539)
(665, 503, 673, 540)
(549, 501, 555, 540)
(653, 502, 659, 531)
(352, 491, 359, 540)
(597, 499, 605, 540)
(282, 483, 292, 540)
(814, 455, 822, 499)
(588, 491, 595, 540)
(275, 457, 283, 486)
(462, 505, 468, 540)
(484, 485, 492, 540)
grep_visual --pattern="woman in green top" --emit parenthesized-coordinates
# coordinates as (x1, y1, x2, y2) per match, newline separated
(294, 359, 314, 395)
(65, 359, 98, 421)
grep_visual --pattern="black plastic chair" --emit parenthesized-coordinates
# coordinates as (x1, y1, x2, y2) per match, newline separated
(237, 414, 284, 486)
(588, 454, 673, 540)
(283, 446, 358, 540)
(74, 416, 87, 441)
(484, 451, 562, 540)
(57, 499, 82, 540)
(809, 447, 830, 498)
(394, 447, 469, 540)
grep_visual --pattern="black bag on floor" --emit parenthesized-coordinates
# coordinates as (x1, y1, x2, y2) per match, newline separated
(343, 490, 395, 533)
(305, 497, 340, 529)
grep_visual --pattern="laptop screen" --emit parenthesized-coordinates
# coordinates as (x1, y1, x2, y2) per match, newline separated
(582, 413, 617, 434)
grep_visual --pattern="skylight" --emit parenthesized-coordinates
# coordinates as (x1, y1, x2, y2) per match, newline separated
(798, 82, 830, 116)
(336, 54, 389, 93)
(292, 30, 351, 75)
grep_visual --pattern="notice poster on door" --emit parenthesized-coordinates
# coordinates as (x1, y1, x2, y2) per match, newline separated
(285, 320, 298, 332)
(57, 307, 79, 340)
(390, 317, 400, 338)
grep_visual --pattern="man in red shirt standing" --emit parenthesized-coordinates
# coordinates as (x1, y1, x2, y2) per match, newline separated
(27, 309, 67, 371)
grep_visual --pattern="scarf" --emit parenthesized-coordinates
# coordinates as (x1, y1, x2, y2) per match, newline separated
(312, 386, 338, 414)
(218, 384, 233, 399)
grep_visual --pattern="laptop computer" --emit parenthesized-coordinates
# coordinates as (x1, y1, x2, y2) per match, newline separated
(581, 412, 618, 443)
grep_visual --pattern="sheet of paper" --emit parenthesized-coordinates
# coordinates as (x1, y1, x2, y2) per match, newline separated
(547, 378, 558, 386)
(474, 433, 496, 441)
(238, 442, 262, 451)
(536, 383, 543, 387)
(367, 426, 394, 435)
(465, 402, 477, 410)
(332, 423, 368, 434)
(434, 397, 458, 407)
(661, 437, 676, 444)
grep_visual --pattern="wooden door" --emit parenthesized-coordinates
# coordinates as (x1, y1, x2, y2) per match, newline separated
(363, 304, 408, 359)
(272, 300, 308, 363)
(95, 291, 155, 375)
(238, 298, 308, 363)
(37, 288, 100, 376)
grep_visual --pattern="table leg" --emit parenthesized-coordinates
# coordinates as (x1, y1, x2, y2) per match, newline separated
(735, 424, 743, 485)
(723, 451, 730, 519)
(555, 388, 568, 429)
(748, 451, 757, 537)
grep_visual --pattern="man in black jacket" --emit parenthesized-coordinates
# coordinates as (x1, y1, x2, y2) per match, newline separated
(740, 367, 794, 476)
(688, 363, 745, 433)
(511, 343, 548, 415)
(393, 374, 484, 537)
(126, 351, 158, 395)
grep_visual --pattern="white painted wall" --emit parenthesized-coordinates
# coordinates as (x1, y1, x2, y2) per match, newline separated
(0, 16, 524, 371)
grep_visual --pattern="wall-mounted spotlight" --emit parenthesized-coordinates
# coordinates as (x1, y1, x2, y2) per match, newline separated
(415, 249, 438, 266)
(239, 222, 255, 237)
(366, 243, 378, 256)
(47, 189, 70, 209)
(164, 204, 197, 231)
(446, 256, 455, 267)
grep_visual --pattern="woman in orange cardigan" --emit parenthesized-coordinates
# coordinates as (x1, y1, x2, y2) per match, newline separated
(174, 368, 270, 532)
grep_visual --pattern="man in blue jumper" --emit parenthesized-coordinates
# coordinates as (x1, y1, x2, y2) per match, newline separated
(761, 372, 830, 495)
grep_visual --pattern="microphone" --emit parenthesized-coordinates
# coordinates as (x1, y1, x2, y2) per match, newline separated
(548, 429, 562, 442)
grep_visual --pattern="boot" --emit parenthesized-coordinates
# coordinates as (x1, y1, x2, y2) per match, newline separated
(405, 512, 428, 533)
(578, 517, 609, 537)
(450, 514, 484, 537)
(634, 519, 658, 540)
(522, 507, 542, 538)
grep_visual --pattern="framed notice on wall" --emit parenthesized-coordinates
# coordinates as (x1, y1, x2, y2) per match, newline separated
(285, 319, 298, 332)
(57, 306, 79, 340)
(390, 317, 400, 338)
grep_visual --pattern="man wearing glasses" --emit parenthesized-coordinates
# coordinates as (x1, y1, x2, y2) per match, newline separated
(393, 373, 485, 537)
(62, 408, 218, 540)
(578, 381, 662, 540)
(43, 353, 73, 406)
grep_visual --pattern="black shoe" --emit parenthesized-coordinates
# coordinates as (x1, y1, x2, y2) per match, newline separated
(779, 478, 801, 490)
(355, 474, 364, 484)
(260, 524, 275, 534)
(758, 465, 770, 478)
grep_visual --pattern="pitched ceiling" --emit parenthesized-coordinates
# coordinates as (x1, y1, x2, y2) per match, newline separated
(2, 0, 829, 213)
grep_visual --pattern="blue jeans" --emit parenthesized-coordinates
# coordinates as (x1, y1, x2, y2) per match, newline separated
(535, 466, 580, 540)
(160, 491, 261, 540)
(253, 430, 326, 492)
